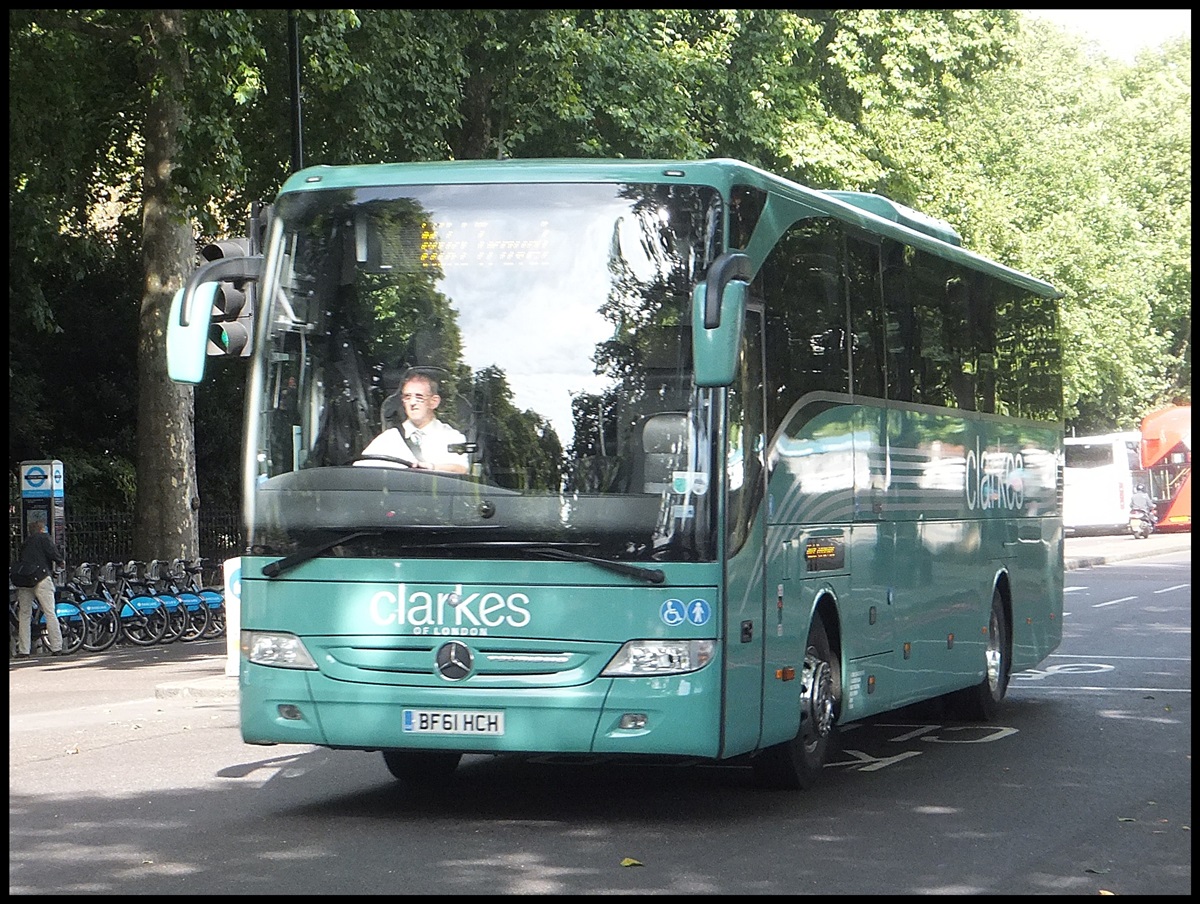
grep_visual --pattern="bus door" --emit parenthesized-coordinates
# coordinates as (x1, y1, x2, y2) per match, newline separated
(721, 307, 769, 757)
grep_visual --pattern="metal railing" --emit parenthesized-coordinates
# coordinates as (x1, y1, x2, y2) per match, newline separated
(8, 508, 244, 567)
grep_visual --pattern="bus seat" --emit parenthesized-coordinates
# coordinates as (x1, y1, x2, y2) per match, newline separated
(632, 412, 689, 494)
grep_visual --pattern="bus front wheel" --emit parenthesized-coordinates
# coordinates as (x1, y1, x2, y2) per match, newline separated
(382, 750, 462, 784)
(753, 616, 840, 790)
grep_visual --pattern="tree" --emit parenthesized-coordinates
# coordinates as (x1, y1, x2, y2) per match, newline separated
(860, 15, 1191, 431)
(9, 11, 146, 510)
(16, 7, 1185, 541)
(9, 11, 287, 553)
(3, 9, 1030, 508)
(1107, 38, 1192, 410)
(134, 10, 201, 559)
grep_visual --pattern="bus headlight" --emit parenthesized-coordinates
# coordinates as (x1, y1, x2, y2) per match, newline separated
(601, 639, 714, 676)
(241, 630, 318, 670)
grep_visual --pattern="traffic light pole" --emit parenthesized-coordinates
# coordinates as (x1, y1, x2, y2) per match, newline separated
(289, 10, 304, 173)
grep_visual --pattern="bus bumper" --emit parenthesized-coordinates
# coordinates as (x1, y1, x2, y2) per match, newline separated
(239, 661, 722, 759)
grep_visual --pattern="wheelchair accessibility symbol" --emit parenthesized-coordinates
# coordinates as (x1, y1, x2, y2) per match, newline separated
(660, 598, 711, 627)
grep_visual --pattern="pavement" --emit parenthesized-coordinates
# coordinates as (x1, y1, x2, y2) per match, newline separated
(152, 529, 1191, 703)
(1059, 527, 1191, 570)
(153, 672, 240, 701)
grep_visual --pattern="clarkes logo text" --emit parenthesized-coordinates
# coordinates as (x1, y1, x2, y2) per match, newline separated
(370, 583, 532, 635)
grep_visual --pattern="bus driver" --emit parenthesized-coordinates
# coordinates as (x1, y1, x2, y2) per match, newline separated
(356, 372, 469, 473)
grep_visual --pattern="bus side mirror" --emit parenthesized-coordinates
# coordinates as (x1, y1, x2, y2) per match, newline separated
(167, 282, 220, 383)
(692, 252, 750, 387)
(167, 252, 264, 383)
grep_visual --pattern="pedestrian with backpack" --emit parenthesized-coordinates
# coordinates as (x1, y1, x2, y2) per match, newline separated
(11, 511, 66, 657)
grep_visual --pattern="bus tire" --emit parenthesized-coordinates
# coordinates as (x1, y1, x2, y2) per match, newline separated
(753, 616, 840, 790)
(382, 750, 462, 784)
(946, 588, 1010, 722)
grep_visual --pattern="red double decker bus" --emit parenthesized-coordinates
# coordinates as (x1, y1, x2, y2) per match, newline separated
(1140, 405, 1191, 530)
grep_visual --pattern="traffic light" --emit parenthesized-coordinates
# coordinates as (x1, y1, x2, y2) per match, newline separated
(209, 319, 253, 357)
(202, 238, 255, 356)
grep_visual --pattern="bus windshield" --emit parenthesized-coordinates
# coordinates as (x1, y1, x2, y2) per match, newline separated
(247, 180, 723, 564)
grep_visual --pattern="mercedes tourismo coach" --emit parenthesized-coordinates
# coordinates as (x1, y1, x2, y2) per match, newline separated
(167, 158, 1064, 789)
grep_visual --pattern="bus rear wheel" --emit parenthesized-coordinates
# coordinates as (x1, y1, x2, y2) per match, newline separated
(382, 750, 462, 785)
(946, 589, 1010, 721)
(753, 616, 840, 790)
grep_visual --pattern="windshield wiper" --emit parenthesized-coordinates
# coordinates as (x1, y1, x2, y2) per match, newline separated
(261, 535, 666, 585)
(415, 540, 666, 584)
(262, 530, 381, 579)
(519, 545, 666, 585)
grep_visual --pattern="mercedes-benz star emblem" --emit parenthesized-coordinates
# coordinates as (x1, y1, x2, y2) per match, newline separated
(435, 641, 473, 680)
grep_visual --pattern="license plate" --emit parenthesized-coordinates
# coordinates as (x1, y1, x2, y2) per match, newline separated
(402, 709, 505, 735)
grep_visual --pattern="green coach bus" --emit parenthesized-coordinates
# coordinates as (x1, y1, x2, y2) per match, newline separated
(167, 158, 1064, 789)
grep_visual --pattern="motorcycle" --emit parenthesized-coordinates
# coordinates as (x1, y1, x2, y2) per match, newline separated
(1129, 508, 1155, 539)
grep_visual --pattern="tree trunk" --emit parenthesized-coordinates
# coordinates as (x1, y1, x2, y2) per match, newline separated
(134, 9, 200, 561)
(453, 66, 494, 160)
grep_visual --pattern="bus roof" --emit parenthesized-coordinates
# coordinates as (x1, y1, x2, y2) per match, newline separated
(278, 157, 1061, 299)
(1140, 404, 1192, 466)
(1140, 405, 1191, 439)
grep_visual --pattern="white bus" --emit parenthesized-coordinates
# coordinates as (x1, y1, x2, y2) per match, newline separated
(1063, 432, 1143, 534)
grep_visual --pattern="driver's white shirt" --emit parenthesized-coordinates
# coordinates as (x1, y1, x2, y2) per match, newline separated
(355, 418, 468, 471)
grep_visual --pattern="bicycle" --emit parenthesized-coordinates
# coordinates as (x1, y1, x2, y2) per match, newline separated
(58, 563, 120, 653)
(99, 561, 168, 646)
(123, 560, 188, 643)
(148, 559, 210, 641)
(178, 558, 226, 639)
(120, 560, 191, 644)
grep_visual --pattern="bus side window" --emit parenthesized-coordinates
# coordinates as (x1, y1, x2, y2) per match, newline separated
(728, 308, 765, 554)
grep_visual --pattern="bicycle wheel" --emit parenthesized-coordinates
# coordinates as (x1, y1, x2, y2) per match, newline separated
(120, 599, 168, 646)
(160, 598, 188, 643)
(81, 604, 120, 653)
(56, 611, 87, 655)
(202, 605, 225, 638)
(181, 599, 211, 642)
(199, 591, 225, 639)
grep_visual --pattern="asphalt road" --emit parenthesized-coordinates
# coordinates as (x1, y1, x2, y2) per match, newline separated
(9, 531, 1190, 894)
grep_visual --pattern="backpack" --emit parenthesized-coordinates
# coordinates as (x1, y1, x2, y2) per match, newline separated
(10, 562, 49, 587)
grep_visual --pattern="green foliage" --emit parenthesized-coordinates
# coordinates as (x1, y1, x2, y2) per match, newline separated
(7, 8, 1190, 511)
(862, 15, 1190, 431)
(473, 366, 563, 491)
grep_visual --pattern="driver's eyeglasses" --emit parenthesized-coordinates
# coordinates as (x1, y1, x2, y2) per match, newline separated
(401, 393, 430, 403)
